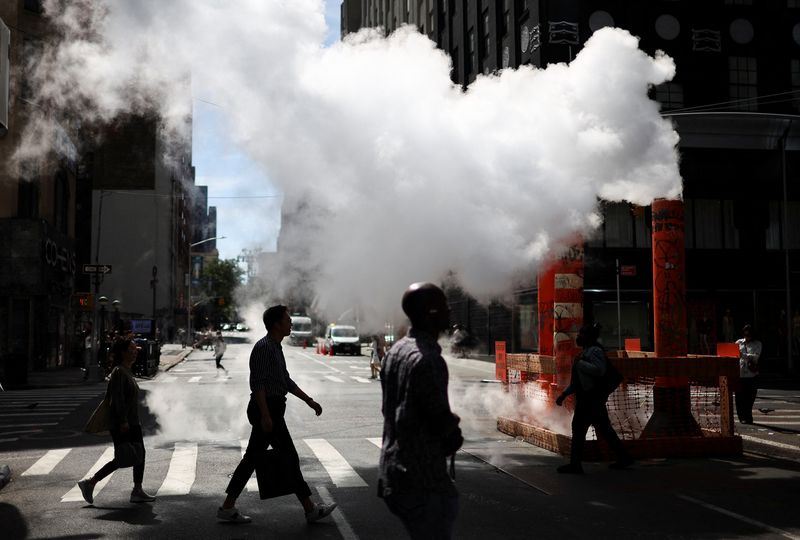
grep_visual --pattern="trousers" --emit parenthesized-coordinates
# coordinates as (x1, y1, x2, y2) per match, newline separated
(570, 392, 628, 464)
(225, 396, 311, 501)
(385, 490, 459, 540)
(735, 376, 758, 423)
(94, 424, 145, 484)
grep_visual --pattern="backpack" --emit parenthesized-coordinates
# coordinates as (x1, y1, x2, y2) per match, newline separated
(597, 355, 624, 397)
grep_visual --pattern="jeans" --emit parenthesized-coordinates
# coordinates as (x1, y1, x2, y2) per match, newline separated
(94, 424, 145, 484)
(226, 397, 311, 501)
(385, 490, 459, 540)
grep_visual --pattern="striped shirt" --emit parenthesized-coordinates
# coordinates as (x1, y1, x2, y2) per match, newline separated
(249, 335, 299, 396)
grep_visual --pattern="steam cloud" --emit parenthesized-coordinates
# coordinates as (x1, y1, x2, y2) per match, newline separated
(27, 0, 681, 325)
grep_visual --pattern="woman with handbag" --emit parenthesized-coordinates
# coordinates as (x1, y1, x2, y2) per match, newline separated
(78, 337, 155, 504)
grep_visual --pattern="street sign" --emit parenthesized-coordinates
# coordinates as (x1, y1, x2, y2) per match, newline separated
(83, 264, 112, 275)
(620, 265, 637, 277)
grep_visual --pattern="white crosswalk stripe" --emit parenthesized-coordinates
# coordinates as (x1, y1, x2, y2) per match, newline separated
(324, 375, 345, 383)
(62, 447, 115, 502)
(351, 376, 371, 383)
(157, 442, 198, 496)
(303, 438, 368, 488)
(0, 387, 105, 439)
(14, 436, 388, 504)
(23, 448, 71, 476)
(188, 376, 201, 383)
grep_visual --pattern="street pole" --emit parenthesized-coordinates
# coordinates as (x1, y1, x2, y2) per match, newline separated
(616, 258, 622, 351)
(187, 236, 226, 348)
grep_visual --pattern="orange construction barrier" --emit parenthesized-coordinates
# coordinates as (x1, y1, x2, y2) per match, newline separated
(624, 338, 641, 352)
(717, 342, 739, 357)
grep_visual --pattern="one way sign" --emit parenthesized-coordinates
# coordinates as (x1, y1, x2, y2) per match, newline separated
(83, 264, 113, 275)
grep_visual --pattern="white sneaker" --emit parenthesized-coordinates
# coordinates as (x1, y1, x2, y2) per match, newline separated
(77, 479, 95, 504)
(130, 488, 156, 503)
(305, 502, 337, 523)
(216, 506, 252, 524)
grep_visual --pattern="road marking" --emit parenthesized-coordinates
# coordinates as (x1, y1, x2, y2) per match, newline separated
(351, 376, 371, 384)
(23, 448, 71, 476)
(188, 376, 201, 383)
(1, 423, 58, 428)
(317, 485, 358, 540)
(296, 351, 345, 374)
(366, 437, 382, 449)
(304, 439, 367, 488)
(0, 438, 19, 442)
(62, 447, 115, 502)
(347, 365, 368, 370)
(239, 439, 258, 492)
(0, 413, 67, 417)
(324, 375, 345, 383)
(753, 421, 800, 426)
(677, 494, 800, 539)
(157, 443, 198, 496)
(740, 434, 800, 452)
(160, 376, 177, 383)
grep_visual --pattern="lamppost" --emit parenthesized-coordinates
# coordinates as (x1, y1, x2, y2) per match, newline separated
(188, 236, 225, 347)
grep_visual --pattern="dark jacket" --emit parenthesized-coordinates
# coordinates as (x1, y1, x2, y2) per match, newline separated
(108, 365, 140, 427)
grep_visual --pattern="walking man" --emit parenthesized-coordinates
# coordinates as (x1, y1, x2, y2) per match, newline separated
(213, 331, 227, 372)
(216, 305, 337, 524)
(379, 283, 463, 539)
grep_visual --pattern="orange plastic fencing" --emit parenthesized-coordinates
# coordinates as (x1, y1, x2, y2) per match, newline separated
(500, 348, 740, 444)
(624, 338, 641, 352)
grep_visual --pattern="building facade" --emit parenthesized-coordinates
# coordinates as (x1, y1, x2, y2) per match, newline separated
(342, 0, 800, 372)
(0, 1, 81, 381)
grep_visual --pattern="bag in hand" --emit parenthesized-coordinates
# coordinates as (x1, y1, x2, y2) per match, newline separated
(256, 449, 296, 499)
(84, 398, 112, 435)
(442, 415, 464, 455)
(114, 440, 145, 468)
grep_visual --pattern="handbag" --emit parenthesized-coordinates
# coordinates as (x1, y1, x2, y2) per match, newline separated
(114, 440, 145, 468)
(84, 395, 112, 435)
(255, 449, 295, 500)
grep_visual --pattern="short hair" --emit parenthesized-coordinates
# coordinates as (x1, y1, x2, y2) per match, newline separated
(401, 282, 447, 325)
(263, 305, 288, 331)
(111, 337, 134, 366)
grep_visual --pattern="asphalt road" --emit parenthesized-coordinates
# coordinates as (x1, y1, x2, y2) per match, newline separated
(1, 332, 800, 539)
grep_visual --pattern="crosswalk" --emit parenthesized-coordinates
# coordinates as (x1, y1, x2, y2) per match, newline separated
(14, 436, 384, 504)
(0, 387, 105, 443)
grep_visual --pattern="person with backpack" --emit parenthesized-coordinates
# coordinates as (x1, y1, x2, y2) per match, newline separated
(555, 323, 633, 474)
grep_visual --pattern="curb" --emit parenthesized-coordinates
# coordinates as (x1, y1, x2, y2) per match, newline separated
(161, 348, 192, 372)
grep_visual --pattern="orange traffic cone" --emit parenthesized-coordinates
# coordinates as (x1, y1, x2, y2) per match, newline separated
(328, 345, 334, 357)
(303, 339, 307, 349)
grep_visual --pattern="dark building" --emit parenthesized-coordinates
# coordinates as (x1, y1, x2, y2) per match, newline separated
(342, 1, 800, 372)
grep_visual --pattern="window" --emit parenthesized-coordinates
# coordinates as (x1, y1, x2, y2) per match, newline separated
(23, 0, 43, 13)
(468, 28, 475, 76)
(54, 171, 68, 234)
(791, 60, 800, 111)
(503, 0, 510, 36)
(722, 200, 739, 249)
(766, 201, 782, 249)
(729, 56, 757, 111)
(654, 82, 684, 110)
(452, 46, 459, 82)
(483, 9, 490, 59)
(604, 203, 634, 248)
(790, 0, 800, 7)
(725, 0, 752, 4)
(17, 181, 39, 218)
(694, 199, 723, 249)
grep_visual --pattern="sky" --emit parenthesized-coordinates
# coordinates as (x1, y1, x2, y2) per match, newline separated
(191, 1, 343, 261)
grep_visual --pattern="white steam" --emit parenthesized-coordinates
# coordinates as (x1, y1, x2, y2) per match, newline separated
(27, 0, 681, 325)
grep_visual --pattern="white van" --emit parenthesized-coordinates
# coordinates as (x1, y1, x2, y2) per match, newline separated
(324, 324, 360, 356)
(289, 316, 313, 346)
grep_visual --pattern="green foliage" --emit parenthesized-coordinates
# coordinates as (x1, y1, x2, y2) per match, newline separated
(201, 258, 244, 321)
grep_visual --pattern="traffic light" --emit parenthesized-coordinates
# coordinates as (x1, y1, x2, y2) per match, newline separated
(218, 297, 225, 306)
(74, 292, 94, 311)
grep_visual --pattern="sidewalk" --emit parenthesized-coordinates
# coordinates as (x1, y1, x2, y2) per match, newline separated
(3, 344, 192, 390)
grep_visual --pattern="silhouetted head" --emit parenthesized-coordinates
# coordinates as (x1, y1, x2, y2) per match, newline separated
(742, 324, 754, 341)
(401, 282, 450, 335)
(111, 337, 137, 367)
(575, 323, 601, 348)
(263, 305, 289, 332)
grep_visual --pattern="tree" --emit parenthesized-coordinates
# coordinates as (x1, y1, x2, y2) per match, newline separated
(201, 258, 244, 325)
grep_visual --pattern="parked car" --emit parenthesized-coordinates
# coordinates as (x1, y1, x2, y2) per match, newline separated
(323, 324, 360, 356)
(289, 315, 313, 346)
(235, 322, 249, 332)
(221, 323, 232, 331)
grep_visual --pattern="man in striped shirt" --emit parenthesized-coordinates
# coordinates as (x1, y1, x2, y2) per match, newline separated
(217, 305, 336, 524)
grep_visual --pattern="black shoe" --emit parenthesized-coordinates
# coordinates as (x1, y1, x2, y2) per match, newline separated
(609, 457, 634, 470)
(557, 463, 584, 474)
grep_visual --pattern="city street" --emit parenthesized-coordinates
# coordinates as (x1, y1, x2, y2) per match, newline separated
(1, 333, 800, 539)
